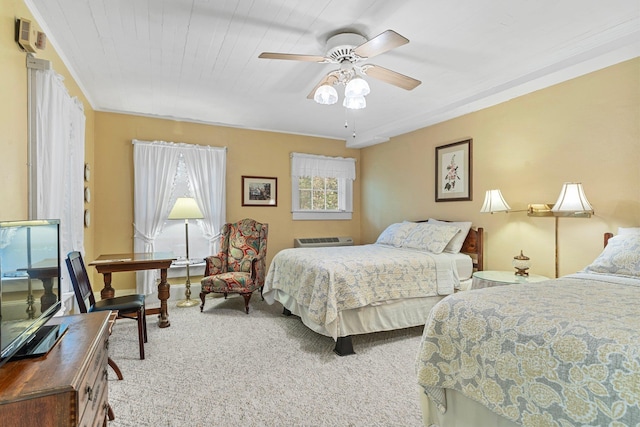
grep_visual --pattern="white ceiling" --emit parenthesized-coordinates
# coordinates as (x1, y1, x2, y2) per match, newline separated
(26, 0, 640, 148)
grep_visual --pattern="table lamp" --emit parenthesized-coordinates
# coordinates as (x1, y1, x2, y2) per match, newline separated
(168, 197, 204, 307)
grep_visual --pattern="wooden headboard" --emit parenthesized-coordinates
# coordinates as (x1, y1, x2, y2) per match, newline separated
(604, 232, 614, 247)
(416, 220, 484, 271)
(462, 227, 484, 272)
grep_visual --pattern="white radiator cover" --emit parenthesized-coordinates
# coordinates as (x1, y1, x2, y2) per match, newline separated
(294, 236, 354, 248)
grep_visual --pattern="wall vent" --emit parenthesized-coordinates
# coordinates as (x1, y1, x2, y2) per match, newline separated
(294, 236, 354, 248)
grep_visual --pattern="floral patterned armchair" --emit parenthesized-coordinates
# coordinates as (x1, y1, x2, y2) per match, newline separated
(200, 218, 268, 314)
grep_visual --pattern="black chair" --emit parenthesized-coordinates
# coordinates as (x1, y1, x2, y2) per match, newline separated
(66, 251, 147, 359)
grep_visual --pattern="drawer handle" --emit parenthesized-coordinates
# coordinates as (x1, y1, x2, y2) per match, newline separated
(104, 338, 110, 350)
(103, 368, 109, 379)
(86, 385, 93, 401)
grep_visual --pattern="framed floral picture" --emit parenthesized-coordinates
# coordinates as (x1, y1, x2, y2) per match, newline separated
(435, 139, 472, 202)
(242, 176, 277, 206)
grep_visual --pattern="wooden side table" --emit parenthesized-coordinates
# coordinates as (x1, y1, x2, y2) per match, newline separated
(472, 270, 549, 289)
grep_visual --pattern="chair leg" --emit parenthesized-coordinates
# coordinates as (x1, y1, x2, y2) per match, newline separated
(142, 305, 148, 343)
(107, 403, 115, 421)
(241, 293, 252, 314)
(137, 308, 145, 360)
(108, 357, 124, 380)
(199, 291, 207, 312)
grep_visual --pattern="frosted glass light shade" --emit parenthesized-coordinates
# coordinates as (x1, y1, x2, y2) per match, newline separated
(344, 77, 370, 97)
(480, 189, 511, 213)
(551, 182, 594, 213)
(343, 95, 366, 110)
(313, 84, 338, 105)
(168, 197, 204, 219)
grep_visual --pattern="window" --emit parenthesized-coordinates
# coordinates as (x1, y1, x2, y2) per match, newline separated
(291, 153, 355, 220)
(154, 155, 209, 268)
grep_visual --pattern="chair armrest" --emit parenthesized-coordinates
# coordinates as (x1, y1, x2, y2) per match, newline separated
(204, 253, 226, 276)
(246, 255, 266, 282)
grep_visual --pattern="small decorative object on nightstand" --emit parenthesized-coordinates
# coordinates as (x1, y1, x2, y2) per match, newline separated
(512, 250, 530, 276)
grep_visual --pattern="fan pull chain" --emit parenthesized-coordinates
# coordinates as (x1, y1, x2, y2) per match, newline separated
(344, 108, 357, 138)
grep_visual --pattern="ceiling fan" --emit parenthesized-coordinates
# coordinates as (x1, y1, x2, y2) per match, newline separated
(259, 30, 421, 107)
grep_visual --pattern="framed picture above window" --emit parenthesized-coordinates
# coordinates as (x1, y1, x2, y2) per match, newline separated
(242, 176, 277, 207)
(435, 138, 472, 202)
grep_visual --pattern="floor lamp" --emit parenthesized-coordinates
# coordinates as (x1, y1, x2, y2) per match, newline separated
(528, 182, 594, 278)
(168, 197, 204, 307)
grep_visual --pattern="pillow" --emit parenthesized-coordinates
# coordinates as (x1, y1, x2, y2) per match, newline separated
(582, 234, 640, 277)
(375, 222, 417, 247)
(427, 219, 472, 253)
(618, 227, 640, 235)
(401, 223, 461, 254)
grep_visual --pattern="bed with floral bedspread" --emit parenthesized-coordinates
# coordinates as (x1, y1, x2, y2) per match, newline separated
(416, 232, 640, 426)
(264, 220, 483, 355)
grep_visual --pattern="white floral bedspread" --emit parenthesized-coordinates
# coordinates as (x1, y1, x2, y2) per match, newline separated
(263, 244, 459, 331)
(416, 273, 640, 426)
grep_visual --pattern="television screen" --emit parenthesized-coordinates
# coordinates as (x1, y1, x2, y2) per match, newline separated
(0, 219, 63, 367)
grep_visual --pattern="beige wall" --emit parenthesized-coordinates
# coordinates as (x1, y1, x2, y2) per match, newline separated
(0, 0, 96, 258)
(93, 113, 360, 289)
(361, 58, 640, 278)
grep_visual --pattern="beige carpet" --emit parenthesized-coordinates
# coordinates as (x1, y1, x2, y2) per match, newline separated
(107, 293, 425, 426)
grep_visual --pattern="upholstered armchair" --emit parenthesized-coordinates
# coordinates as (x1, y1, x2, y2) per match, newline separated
(200, 218, 268, 314)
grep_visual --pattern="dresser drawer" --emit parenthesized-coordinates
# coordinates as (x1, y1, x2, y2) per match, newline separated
(77, 323, 110, 424)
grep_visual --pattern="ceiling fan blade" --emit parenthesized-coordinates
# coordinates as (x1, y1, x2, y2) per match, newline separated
(353, 30, 409, 59)
(362, 64, 421, 90)
(259, 52, 328, 62)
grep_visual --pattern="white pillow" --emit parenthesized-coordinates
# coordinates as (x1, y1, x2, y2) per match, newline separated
(618, 227, 640, 235)
(427, 219, 472, 253)
(402, 223, 461, 254)
(375, 222, 417, 247)
(582, 234, 640, 277)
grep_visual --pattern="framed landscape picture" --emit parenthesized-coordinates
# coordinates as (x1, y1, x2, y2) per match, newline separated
(435, 139, 472, 202)
(242, 176, 277, 206)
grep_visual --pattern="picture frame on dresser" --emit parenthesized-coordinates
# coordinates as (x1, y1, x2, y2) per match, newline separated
(242, 176, 277, 206)
(435, 138, 472, 202)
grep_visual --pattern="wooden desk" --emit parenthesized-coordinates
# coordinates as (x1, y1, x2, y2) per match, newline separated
(89, 252, 176, 328)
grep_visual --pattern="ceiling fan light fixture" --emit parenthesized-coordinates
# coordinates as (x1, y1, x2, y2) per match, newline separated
(343, 95, 366, 110)
(344, 76, 370, 98)
(313, 84, 338, 105)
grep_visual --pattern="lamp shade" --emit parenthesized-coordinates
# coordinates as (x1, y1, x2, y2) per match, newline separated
(345, 77, 370, 98)
(343, 95, 366, 110)
(551, 183, 594, 214)
(168, 197, 204, 219)
(313, 84, 338, 105)
(480, 189, 511, 213)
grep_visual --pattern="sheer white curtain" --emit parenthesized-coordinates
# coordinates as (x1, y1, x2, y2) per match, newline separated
(181, 145, 226, 255)
(34, 69, 85, 296)
(133, 140, 226, 295)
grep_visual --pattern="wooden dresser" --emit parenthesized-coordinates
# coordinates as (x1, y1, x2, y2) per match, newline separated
(0, 312, 111, 427)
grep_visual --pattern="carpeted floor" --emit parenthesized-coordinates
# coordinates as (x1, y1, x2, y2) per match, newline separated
(107, 294, 425, 427)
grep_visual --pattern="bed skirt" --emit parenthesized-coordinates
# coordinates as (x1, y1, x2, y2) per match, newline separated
(418, 387, 520, 427)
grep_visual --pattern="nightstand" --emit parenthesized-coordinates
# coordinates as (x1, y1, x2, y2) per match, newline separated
(472, 270, 549, 289)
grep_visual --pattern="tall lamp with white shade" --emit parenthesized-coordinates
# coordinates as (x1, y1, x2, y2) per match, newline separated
(168, 197, 204, 307)
(528, 182, 594, 278)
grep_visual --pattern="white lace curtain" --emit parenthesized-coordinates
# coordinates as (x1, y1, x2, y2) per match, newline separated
(132, 140, 226, 295)
(34, 69, 86, 296)
(291, 152, 356, 179)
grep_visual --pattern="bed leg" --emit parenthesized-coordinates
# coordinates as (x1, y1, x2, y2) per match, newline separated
(282, 307, 292, 316)
(334, 336, 355, 356)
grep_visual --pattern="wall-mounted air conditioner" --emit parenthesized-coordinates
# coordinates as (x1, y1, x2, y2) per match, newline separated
(294, 236, 354, 248)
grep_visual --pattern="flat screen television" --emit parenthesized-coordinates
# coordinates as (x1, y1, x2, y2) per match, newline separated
(0, 219, 65, 367)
